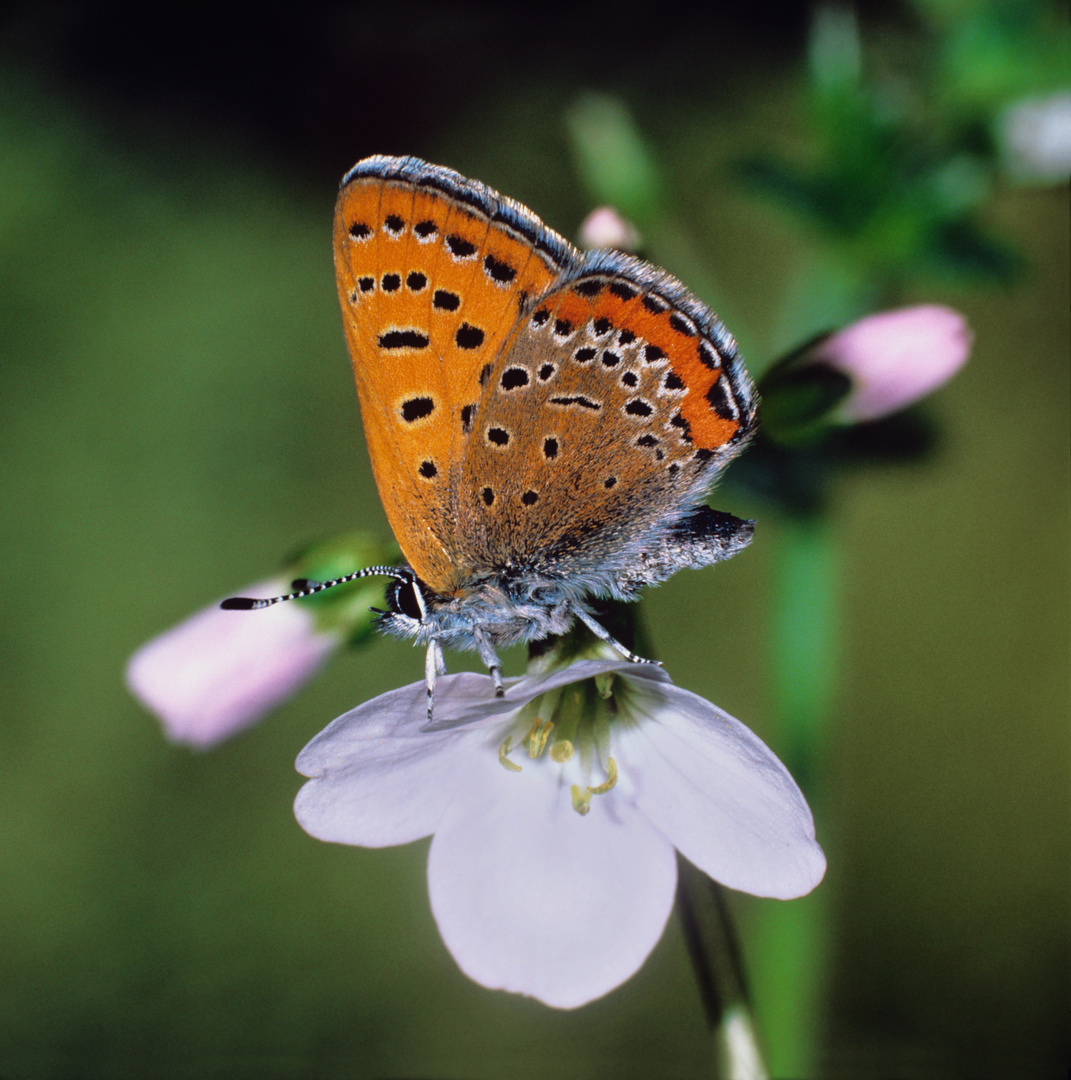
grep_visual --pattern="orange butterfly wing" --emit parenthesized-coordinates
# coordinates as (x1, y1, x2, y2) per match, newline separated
(455, 255, 755, 582)
(333, 157, 571, 593)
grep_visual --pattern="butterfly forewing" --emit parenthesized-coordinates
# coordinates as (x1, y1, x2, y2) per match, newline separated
(334, 158, 570, 593)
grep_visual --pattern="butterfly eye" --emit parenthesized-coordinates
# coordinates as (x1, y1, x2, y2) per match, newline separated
(389, 579, 425, 622)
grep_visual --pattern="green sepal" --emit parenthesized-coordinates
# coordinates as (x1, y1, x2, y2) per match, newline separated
(758, 342, 853, 447)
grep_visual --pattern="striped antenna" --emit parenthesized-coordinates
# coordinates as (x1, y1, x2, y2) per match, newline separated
(219, 566, 411, 610)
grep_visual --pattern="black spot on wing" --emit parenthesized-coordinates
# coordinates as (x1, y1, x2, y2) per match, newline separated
(401, 397, 434, 422)
(380, 330, 430, 350)
(500, 367, 530, 391)
(706, 376, 738, 420)
(669, 313, 696, 336)
(483, 254, 517, 284)
(446, 234, 477, 258)
(456, 324, 485, 350)
(698, 341, 720, 371)
(573, 279, 602, 297)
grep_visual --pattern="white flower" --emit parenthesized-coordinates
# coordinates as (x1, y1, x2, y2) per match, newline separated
(294, 658, 825, 1008)
(126, 578, 340, 748)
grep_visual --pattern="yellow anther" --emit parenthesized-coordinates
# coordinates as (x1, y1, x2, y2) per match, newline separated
(569, 758, 619, 815)
(570, 784, 592, 816)
(498, 737, 522, 773)
(526, 718, 554, 759)
(522, 716, 541, 749)
(549, 739, 574, 763)
(588, 756, 618, 794)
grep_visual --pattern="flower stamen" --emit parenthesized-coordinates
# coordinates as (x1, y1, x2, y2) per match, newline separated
(549, 739, 574, 762)
(525, 718, 554, 759)
(588, 756, 618, 794)
(497, 736, 522, 773)
(569, 757, 619, 815)
(570, 784, 592, 816)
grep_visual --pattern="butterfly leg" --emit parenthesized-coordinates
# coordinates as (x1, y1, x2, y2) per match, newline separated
(424, 638, 446, 723)
(573, 606, 663, 667)
(472, 625, 506, 698)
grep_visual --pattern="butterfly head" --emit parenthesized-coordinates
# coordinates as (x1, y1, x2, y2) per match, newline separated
(376, 568, 428, 635)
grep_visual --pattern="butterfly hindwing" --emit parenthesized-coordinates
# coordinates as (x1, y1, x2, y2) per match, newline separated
(454, 251, 756, 591)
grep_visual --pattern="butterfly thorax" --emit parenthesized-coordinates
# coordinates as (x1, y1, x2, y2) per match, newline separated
(378, 565, 582, 651)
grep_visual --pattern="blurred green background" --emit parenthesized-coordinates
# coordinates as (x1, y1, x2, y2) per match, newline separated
(1, 4, 1067, 1078)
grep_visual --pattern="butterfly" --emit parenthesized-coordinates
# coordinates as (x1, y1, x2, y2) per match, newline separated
(225, 156, 757, 719)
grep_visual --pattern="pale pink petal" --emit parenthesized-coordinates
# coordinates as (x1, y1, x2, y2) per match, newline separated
(428, 754, 677, 1009)
(578, 206, 642, 252)
(821, 305, 972, 422)
(126, 579, 337, 748)
(615, 670, 826, 899)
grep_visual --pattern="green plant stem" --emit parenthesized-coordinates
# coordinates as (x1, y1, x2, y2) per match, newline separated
(748, 516, 836, 1078)
(677, 857, 770, 1080)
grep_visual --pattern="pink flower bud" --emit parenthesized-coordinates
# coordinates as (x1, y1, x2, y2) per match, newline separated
(126, 580, 339, 748)
(578, 206, 642, 252)
(819, 305, 972, 422)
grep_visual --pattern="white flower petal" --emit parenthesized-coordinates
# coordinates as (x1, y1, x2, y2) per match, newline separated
(427, 750, 677, 1009)
(126, 578, 337, 748)
(293, 660, 653, 848)
(295, 675, 492, 847)
(422, 658, 653, 732)
(616, 670, 826, 899)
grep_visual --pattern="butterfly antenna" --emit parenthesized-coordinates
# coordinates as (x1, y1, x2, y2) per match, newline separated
(220, 566, 410, 610)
